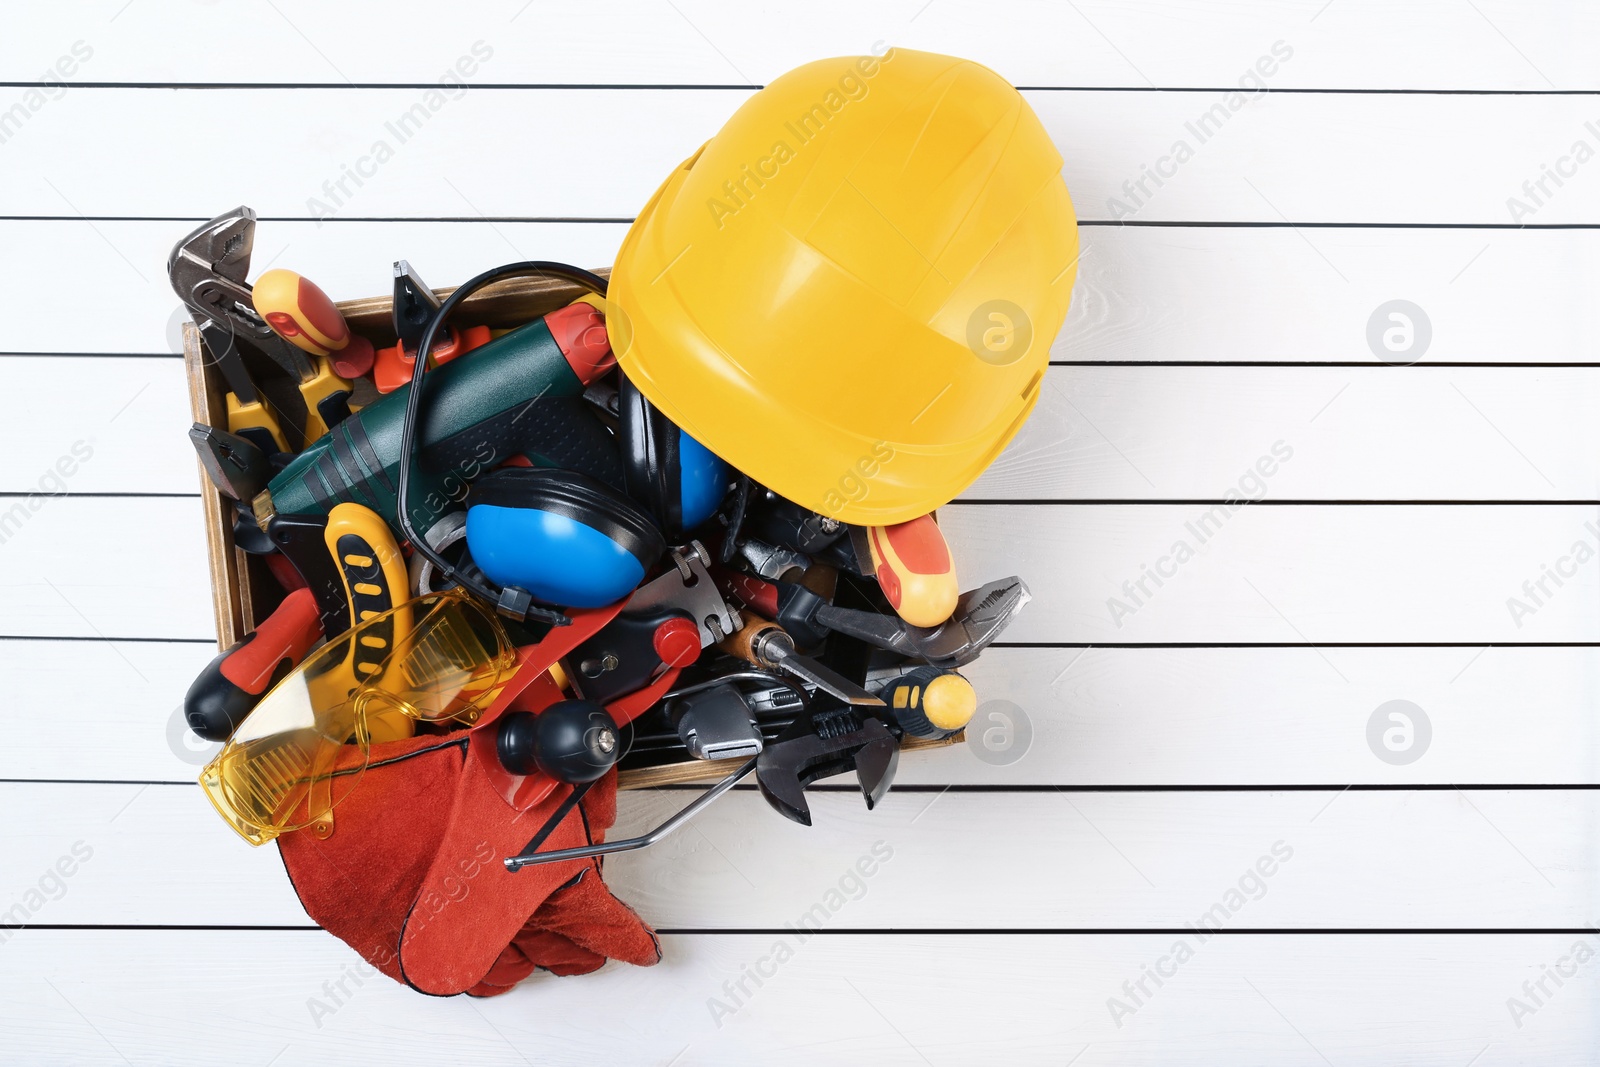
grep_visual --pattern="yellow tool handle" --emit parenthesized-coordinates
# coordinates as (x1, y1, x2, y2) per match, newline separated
(324, 503, 414, 742)
(223, 392, 290, 454)
(297, 359, 356, 445)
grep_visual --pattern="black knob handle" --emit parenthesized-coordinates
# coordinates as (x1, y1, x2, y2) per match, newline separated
(496, 699, 621, 783)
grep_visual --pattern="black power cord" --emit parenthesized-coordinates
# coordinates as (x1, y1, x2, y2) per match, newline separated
(394, 261, 610, 627)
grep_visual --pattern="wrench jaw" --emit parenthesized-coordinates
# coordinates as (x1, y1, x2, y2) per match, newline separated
(754, 712, 901, 826)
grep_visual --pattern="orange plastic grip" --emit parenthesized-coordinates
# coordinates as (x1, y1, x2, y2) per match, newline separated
(866, 514, 960, 628)
(253, 269, 375, 377)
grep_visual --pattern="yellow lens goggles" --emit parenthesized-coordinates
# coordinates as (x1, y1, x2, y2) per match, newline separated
(200, 589, 519, 845)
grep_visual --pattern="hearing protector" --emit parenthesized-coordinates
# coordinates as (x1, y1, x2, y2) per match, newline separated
(465, 467, 665, 608)
(617, 374, 729, 542)
(399, 260, 716, 620)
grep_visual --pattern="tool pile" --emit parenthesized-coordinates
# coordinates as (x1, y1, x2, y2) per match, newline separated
(169, 49, 1078, 995)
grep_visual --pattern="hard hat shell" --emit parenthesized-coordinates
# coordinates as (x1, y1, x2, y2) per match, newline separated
(608, 48, 1078, 525)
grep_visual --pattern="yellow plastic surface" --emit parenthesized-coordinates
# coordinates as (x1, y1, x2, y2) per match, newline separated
(921, 672, 977, 731)
(199, 590, 517, 845)
(324, 503, 415, 742)
(609, 48, 1078, 524)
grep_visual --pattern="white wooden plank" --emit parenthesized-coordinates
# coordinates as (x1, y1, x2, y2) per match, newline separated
(4, 221, 1592, 364)
(6, 643, 1596, 787)
(2, 0, 1595, 89)
(978, 366, 1600, 501)
(940, 503, 1600, 644)
(3, 219, 1593, 364)
(0, 219, 628, 356)
(1, 930, 1594, 1064)
(14, 358, 1600, 500)
(0, 357, 193, 496)
(2, 782, 1592, 928)
(7, 89, 1600, 222)
(7, 497, 1594, 643)
(0, 496, 213, 639)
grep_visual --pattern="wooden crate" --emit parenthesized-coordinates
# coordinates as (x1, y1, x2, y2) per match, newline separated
(182, 271, 954, 788)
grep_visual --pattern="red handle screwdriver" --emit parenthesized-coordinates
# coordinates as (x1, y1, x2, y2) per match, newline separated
(183, 587, 324, 743)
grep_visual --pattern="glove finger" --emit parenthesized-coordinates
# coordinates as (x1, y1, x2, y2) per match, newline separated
(522, 866, 662, 968)
(510, 929, 609, 976)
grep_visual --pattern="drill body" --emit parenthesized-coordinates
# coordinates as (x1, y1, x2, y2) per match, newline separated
(256, 314, 620, 538)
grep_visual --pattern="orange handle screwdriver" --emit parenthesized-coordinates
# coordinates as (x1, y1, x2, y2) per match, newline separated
(866, 514, 960, 629)
(253, 269, 375, 377)
(252, 270, 368, 446)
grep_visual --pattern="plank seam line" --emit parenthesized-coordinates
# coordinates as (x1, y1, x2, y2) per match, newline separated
(0, 83, 1596, 95)
(6, 779, 1594, 791)
(7, 637, 1598, 648)
(10, 495, 1599, 505)
(8, 354, 1600, 371)
(5, 216, 1600, 230)
(2, 925, 1592, 935)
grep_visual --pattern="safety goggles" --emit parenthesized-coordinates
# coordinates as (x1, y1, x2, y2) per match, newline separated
(201, 589, 519, 845)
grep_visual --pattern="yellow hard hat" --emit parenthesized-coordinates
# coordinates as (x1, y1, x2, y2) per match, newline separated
(608, 48, 1078, 525)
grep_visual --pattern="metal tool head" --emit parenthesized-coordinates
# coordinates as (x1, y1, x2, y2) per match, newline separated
(754, 708, 900, 826)
(168, 207, 256, 315)
(189, 423, 271, 501)
(168, 207, 312, 380)
(392, 260, 442, 350)
(944, 575, 1031, 660)
(815, 575, 1030, 669)
(626, 541, 740, 647)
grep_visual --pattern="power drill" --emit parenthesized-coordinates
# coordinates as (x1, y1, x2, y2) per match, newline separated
(252, 302, 621, 540)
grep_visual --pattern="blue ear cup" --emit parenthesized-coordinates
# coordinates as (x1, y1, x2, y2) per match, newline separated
(465, 467, 665, 608)
(618, 375, 728, 542)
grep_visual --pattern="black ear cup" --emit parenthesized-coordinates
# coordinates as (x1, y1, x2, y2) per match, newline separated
(465, 467, 665, 607)
(618, 374, 682, 537)
(618, 375, 729, 542)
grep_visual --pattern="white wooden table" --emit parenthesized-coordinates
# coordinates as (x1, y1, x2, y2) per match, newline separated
(1, 2, 1597, 1063)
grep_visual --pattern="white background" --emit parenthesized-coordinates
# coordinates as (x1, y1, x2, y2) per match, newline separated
(2, 1, 1599, 1064)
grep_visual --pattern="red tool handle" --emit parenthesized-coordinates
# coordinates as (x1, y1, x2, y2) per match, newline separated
(184, 588, 324, 743)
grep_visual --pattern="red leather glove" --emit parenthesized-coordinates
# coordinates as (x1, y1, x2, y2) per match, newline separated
(275, 603, 664, 996)
(467, 771, 661, 996)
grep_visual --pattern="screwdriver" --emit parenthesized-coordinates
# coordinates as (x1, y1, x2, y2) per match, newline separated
(251, 269, 363, 446)
(864, 513, 960, 629)
(878, 666, 976, 739)
(183, 587, 323, 742)
(717, 615, 884, 707)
